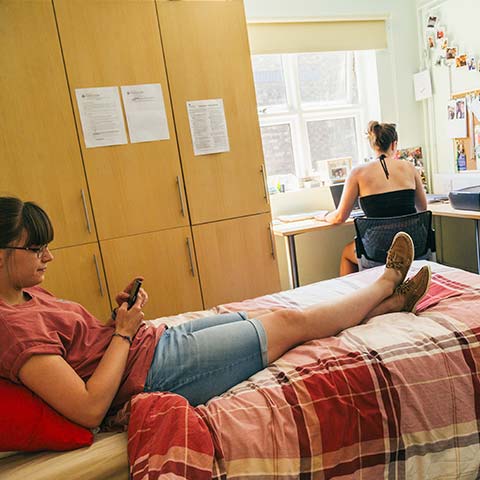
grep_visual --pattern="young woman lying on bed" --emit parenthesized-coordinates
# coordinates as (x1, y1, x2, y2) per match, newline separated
(0, 196, 431, 429)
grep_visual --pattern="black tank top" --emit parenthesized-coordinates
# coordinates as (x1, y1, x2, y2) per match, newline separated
(359, 189, 416, 218)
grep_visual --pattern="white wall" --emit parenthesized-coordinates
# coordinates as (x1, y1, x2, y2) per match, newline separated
(244, 0, 426, 287)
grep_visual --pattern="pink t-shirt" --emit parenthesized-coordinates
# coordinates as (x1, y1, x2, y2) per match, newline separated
(0, 286, 165, 410)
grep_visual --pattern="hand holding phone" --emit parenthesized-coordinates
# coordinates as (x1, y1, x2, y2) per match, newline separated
(127, 279, 143, 309)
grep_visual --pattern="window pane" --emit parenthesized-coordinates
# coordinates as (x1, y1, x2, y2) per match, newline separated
(252, 55, 287, 108)
(307, 118, 358, 171)
(297, 52, 348, 103)
(260, 124, 295, 176)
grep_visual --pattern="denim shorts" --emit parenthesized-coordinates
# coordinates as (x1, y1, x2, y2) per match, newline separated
(144, 312, 268, 406)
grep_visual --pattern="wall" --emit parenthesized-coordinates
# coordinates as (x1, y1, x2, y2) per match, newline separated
(416, 0, 480, 273)
(244, 0, 426, 288)
(416, 0, 480, 179)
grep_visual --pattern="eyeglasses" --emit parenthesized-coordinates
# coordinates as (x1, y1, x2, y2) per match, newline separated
(0, 244, 50, 258)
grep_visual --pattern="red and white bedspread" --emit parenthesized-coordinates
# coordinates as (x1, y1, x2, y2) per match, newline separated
(127, 261, 480, 479)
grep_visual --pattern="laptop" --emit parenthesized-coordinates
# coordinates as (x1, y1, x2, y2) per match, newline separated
(329, 183, 365, 218)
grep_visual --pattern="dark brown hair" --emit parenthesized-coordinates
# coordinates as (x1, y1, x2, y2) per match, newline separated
(0, 197, 54, 248)
(367, 121, 398, 153)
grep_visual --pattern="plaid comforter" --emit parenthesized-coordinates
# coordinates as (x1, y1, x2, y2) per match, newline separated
(127, 262, 480, 479)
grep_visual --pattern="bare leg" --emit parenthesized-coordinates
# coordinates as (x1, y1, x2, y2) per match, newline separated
(364, 294, 404, 320)
(257, 267, 402, 363)
(365, 265, 432, 319)
(340, 241, 359, 276)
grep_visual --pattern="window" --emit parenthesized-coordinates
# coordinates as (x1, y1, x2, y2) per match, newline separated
(252, 50, 380, 192)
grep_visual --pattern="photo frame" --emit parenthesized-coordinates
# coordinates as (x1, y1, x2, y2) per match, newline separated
(396, 147, 428, 192)
(326, 157, 352, 184)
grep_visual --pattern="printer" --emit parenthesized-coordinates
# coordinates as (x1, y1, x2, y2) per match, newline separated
(448, 185, 480, 211)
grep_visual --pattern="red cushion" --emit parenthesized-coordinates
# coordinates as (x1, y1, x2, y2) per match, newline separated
(0, 378, 93, 452)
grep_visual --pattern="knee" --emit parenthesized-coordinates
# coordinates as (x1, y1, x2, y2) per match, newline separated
(274, 308, 306, 327)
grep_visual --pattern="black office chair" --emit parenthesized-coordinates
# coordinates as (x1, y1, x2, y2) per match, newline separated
(354, 211, 436, 270)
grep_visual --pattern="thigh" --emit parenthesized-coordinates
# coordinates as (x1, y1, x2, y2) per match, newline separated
(177, 311, 247, 334)
(144, 318, 268, 406)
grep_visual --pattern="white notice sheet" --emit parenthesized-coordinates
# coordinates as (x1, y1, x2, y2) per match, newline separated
(75, 86, 127, 148)
(121, 83, 170, 143)
(186, 99, 230, 156)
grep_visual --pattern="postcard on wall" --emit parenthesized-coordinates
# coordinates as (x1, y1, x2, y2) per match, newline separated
(467, 56, 477, 72)
(475, 125, 480, 162)
(436, 25, 445, 42)
(75, 86, 127, 148)
(469, 95, 480, 121)
(456, 53, 467, 68)
(426, 15, 438, 29)
(413, 69, 432, 101)
(455, 140, 467, 171)
(121, 83, 170, 143)
(446, 45, 457, 62)
(186, 99, 230, 156)
(447, 98, 467, 138)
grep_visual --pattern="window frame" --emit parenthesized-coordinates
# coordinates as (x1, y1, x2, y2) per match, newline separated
(254, 50, 379, 189)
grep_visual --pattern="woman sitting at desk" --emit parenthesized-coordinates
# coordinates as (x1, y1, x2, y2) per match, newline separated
(324, 121, 427, 275)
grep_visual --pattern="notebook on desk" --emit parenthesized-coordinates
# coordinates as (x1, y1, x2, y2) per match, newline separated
(329, 183, 365, 218)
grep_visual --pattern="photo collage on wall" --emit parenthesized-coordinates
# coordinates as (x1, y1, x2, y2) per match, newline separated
(426, 14, 480, 172)
(425, 14, 480, 72)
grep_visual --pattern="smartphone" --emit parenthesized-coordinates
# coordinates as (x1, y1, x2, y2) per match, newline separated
(127, 279, 143, 309)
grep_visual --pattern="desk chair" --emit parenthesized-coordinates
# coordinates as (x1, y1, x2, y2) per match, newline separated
(354, 211, 436, 270)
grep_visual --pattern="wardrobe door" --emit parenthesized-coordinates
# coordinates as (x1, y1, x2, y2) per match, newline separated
(100, 228, 203, 319)
(42, 243, 111, 322)
(193, 213, 280, 308)
(0, 0, 96, 248)
(54, 0, 188, 240)
(157, 0, 270, 224)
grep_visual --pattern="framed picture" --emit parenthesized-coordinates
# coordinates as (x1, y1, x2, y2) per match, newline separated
(396, 146, 429, 192)
(326, 157, 352, 184)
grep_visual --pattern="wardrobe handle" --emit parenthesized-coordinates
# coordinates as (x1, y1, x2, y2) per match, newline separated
(176, 176, 186, 217)
(268, 224, 276, 259)
(93, 254, 104, 296)
(186, 237, 196, 277)
(260, 165, 270, 205)
(80, 189, 92, 233)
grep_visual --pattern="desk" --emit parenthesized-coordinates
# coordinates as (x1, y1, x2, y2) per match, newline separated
(274, 204, 480, 288)
(273, 218, 353, 288)
(428, 202, 480, 273)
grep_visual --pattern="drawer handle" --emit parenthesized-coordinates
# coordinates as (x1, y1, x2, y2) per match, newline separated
(260, 165, 270, 205)
(186, 237, 195, 277)
(93, 254, 104, 296)
(176, 176, 186, 217)
(80, 189, 92, 233)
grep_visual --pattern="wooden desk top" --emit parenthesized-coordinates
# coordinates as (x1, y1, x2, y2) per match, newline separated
(272, 218, 353, 237)
(272, 203, 480, 238)
(428, 202, 480, 220)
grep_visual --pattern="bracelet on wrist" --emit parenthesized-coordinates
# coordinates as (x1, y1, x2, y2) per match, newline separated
(112, 332, 132, 346)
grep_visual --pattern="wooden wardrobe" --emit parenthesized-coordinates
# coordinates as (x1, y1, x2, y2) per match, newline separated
(0, 0, 280, 319)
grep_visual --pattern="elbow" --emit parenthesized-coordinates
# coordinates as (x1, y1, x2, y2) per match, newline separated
(83, 416, 103, 430)
(77, 406, 108, 429)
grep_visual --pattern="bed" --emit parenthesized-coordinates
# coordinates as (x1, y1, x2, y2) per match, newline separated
(1, 260, 480, 479)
